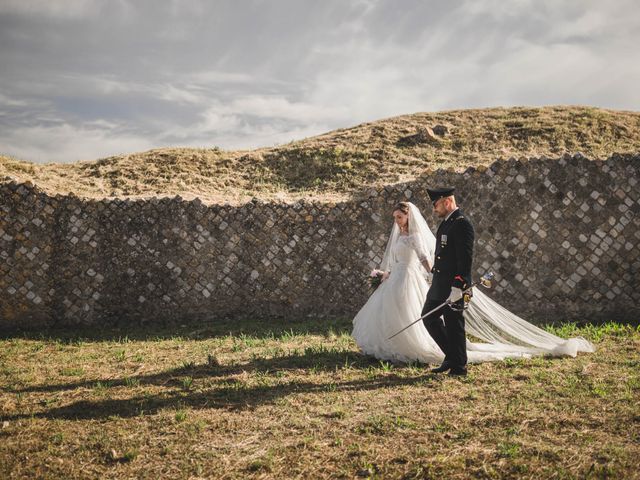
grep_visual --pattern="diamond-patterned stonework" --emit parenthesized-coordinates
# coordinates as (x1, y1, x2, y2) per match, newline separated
(1, 154, 639, 330)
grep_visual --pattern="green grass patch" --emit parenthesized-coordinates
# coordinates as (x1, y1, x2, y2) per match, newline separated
(0, 318, 638, 479)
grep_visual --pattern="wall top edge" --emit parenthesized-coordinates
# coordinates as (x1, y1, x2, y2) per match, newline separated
(2, 152, 638, 208)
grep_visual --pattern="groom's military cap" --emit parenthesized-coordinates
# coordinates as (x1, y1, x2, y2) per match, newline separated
(427, 187, 455, 204)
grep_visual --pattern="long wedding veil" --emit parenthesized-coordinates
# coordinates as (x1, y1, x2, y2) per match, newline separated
(380, 202, 594, 357)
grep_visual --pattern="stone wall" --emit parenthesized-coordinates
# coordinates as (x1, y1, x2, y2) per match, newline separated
(1, 154, 639, 330)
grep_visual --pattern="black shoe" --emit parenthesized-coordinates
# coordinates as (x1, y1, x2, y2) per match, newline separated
(430, 362, 451, 373)
(448, 366, 468, 377)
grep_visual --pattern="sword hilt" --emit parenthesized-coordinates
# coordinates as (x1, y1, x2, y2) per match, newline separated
(386, 272, 495, 339)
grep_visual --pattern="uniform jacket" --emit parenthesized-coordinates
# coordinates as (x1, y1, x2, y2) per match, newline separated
(427, 209, 475, 301)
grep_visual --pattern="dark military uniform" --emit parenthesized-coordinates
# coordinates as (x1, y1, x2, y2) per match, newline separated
(422, 207, 474, 370)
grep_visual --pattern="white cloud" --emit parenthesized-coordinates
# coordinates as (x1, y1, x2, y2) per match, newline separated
(198, 108, 243, 133)
(0, 0, 99, 18)
(228, 95, 349, 123)
(0, 93, 30, 108)
(0, 122, 154, 163)
(52, 74, 206, 105)
(1, 1, 639, 163)
(187, 70, 262, 85)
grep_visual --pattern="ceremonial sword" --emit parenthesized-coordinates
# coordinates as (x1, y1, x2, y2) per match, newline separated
(386, 272, 495, 341)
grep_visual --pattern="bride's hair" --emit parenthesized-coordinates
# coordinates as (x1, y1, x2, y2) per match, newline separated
(393, 202, 411, 232)
(393, 202, 410, 215)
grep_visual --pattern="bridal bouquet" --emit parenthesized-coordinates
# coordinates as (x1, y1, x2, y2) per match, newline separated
(369, 269, 386, 290)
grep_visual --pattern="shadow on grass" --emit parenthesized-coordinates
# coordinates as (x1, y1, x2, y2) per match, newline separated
(5, 375, 439, 422)
(0, 316, 353, 342)
(6, 348, 387, 395)
(3, 350, 439, 421)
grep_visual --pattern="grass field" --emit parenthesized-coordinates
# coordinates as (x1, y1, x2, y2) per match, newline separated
(1, 319, 638, 479)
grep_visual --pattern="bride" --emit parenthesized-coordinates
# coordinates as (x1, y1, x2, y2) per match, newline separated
(351, 201, 594, 364)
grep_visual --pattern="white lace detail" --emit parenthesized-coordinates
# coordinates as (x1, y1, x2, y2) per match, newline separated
(405, 234, 430, 263)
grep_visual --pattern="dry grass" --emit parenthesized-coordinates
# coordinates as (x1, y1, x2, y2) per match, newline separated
(1, 319, 638, 479)
(2, 106, 640, 204)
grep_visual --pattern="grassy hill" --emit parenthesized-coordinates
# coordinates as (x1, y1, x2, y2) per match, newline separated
(2, 106, 639, 204)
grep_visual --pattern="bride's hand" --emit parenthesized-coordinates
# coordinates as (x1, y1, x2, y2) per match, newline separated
(382, 271, 390, 281)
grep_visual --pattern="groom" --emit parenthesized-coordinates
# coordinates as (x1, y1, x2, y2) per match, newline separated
(422, 187, 475, 376)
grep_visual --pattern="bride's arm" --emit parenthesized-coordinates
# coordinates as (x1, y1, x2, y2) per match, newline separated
(408, 235, 433, 272)
(420, 258, 432, 272)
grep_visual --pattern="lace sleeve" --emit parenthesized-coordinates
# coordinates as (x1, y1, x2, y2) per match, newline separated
(408, 234, 431, 263)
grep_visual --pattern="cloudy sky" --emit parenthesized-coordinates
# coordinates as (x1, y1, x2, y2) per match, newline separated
(1, 0, 639, 163)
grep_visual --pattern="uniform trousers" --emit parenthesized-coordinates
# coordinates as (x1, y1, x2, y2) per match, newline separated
(421, 297, 468, 368)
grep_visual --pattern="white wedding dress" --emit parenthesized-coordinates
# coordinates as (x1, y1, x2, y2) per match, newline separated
(352, 203, 595, 364)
